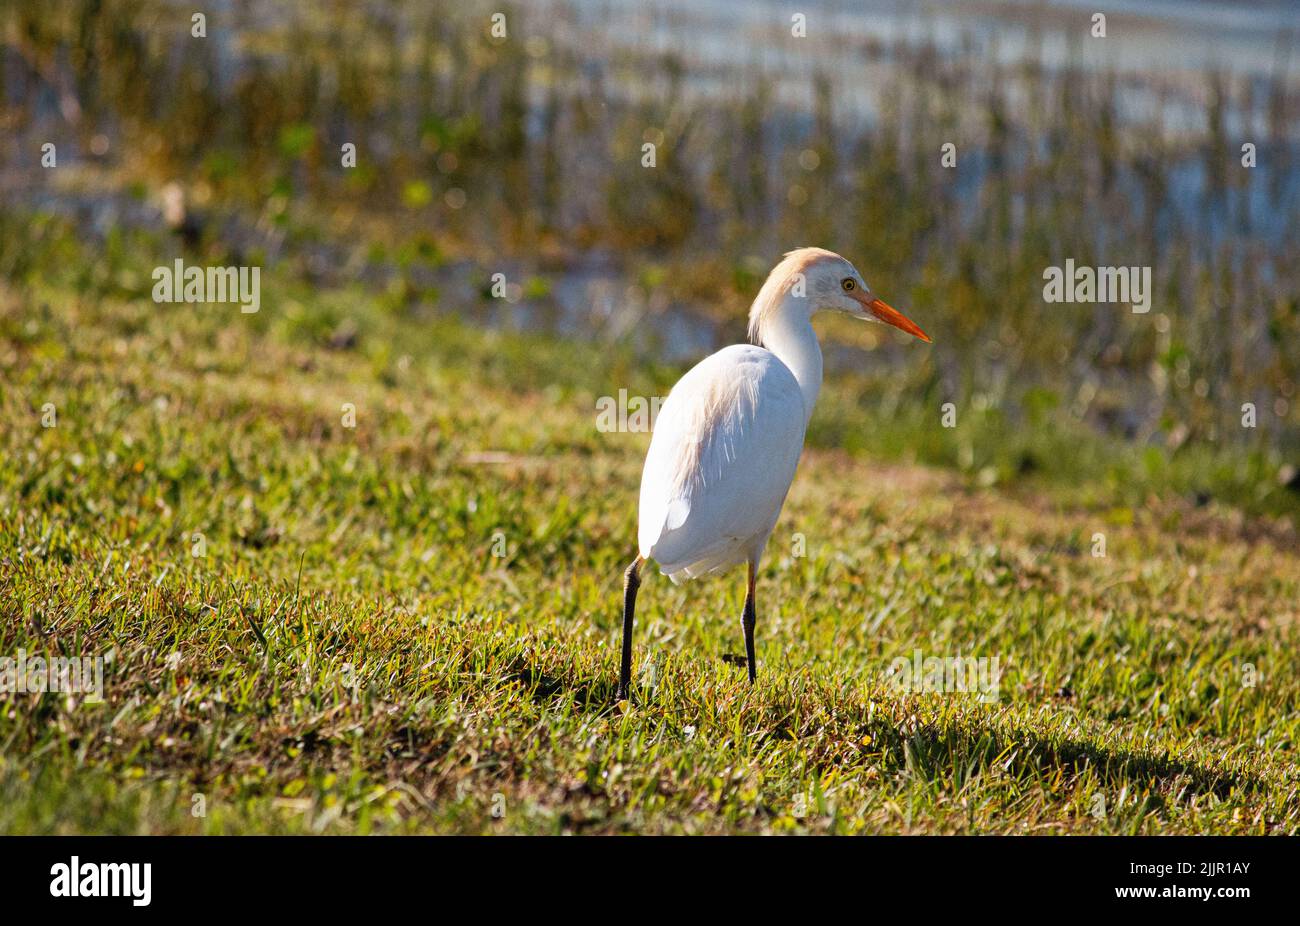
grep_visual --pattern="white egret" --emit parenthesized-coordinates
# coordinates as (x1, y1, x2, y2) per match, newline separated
(616, 248, 930, 700)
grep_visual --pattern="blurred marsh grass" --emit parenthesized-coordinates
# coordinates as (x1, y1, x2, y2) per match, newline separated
(0, 0, 1297, 475)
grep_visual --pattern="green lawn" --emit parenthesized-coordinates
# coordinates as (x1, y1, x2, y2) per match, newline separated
(1, 222, 1297, 834)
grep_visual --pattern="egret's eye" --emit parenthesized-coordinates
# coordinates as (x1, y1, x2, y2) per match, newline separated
(841, 278, 856, 292)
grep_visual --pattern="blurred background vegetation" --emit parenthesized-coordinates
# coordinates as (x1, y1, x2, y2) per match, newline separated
(2, 0, 1298, 514)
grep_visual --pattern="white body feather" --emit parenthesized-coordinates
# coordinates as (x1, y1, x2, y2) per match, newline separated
(638, 344, 807, 583)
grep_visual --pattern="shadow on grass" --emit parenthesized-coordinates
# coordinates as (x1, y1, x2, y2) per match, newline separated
(506, 662, 617, 714)
(889, 721, 1264, 802)
(503, 655, 1268, 802)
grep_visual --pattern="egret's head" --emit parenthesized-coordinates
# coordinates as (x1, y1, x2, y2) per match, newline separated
(748, 247, 930, 344)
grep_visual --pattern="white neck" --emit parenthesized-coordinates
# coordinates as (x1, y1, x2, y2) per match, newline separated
(756, 302, 823, 424)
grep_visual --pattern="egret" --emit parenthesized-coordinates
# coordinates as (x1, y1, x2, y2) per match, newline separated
(615, 248, 930, 701)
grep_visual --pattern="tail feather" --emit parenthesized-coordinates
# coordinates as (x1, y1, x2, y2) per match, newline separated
(658, 547, 746, 585)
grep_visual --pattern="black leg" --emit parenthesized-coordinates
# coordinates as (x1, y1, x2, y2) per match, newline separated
(616, 556, 643, 701)
(742, 562, 757, 684)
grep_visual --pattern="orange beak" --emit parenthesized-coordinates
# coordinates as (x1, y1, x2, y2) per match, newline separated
(853, 292, 931, 343)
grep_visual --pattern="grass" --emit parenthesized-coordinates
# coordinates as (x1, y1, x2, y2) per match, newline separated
(1, 220, 1297, 834)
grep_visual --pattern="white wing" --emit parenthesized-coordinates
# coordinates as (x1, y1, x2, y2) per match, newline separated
(638, 345, 807, 582)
